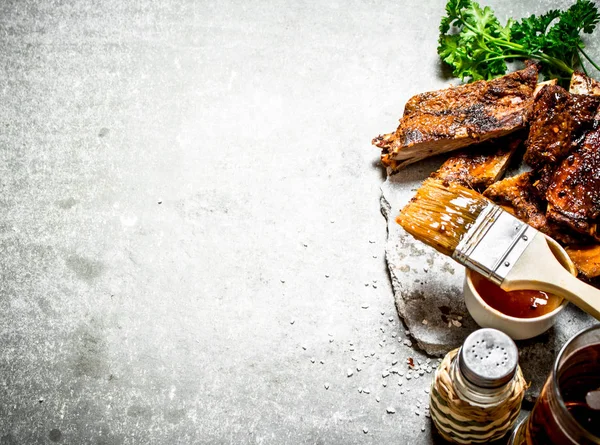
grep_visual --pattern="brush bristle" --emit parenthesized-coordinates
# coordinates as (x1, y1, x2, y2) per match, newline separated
(396, 178, 489, 257)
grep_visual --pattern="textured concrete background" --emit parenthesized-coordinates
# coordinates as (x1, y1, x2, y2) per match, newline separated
(1, 0, 598, 444)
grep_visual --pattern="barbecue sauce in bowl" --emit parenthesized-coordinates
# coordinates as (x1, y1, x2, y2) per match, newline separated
(471, 272, 563, 318)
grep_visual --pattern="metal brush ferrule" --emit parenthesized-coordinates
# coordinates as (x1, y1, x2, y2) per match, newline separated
(452, 202, 537, 285)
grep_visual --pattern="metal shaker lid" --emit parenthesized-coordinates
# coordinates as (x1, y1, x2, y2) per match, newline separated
(458, 328, 518, 389)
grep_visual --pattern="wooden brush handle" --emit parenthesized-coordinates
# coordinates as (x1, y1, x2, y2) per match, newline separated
(503, 233, 600, 320)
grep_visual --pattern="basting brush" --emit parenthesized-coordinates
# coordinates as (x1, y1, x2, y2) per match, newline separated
(397, 178, 600, 320)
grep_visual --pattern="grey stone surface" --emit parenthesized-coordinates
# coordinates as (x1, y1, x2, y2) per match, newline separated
(0, 0, 598, 443)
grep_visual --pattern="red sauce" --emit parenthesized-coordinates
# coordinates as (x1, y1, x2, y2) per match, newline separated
(471, 272, 563, 319)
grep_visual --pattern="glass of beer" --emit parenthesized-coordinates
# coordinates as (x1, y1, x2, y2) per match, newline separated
(509, 324, 600, 445)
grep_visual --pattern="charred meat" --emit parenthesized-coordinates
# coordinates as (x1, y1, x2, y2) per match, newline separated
(431, 134, 523, 190)
(524, 84, 600, 168)
(546, 127, 600, 240)
(483, 171, 583, 245)
(483, 172, 548, 232)
(373, 64, 539, 171)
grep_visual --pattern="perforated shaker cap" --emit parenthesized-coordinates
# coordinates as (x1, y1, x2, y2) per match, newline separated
(458, 328, 519, 389)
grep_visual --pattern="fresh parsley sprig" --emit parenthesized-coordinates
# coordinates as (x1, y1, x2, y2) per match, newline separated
(438, 0, 600, 82)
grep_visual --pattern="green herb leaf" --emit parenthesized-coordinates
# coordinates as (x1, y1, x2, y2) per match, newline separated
(437, 0, 600, 82)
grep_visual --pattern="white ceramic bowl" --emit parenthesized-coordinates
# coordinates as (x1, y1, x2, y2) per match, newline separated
(463, 236, 577, 340)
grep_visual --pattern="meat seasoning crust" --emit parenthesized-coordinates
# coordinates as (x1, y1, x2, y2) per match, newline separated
(373, 63, 539, 171)
(483, 171, 584, 245)
(524, 84, 600, 169)
(547, 127, 600, 239)
(431, 134, 523, 190)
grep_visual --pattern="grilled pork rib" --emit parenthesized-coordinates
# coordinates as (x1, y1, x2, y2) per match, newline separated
(524, 84, 600, 169)
(373, 64, 538, 171)
(483, 171, 583, 245)
(546, 127, 600, 240)
(483, 172, 548, 232)
(431, 134, 523, 190)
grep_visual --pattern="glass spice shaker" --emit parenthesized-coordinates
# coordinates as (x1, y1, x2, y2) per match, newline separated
(430, 328, 527, 444)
